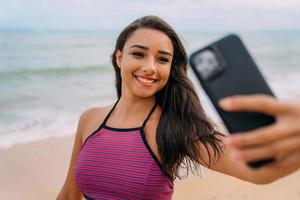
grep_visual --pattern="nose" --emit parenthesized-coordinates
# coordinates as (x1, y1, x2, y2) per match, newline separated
(142, 57, 156, 75)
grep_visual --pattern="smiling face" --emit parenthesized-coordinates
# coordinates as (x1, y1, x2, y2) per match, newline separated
(115, 28, 174, 99)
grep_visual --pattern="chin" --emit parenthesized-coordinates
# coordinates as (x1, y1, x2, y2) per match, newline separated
(132, 89, 157, 98)
(135, 93, 155, 98)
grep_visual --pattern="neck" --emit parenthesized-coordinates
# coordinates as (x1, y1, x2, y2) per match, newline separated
(116, 94, 156, 118)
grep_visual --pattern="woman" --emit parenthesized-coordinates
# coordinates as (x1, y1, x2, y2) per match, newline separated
(57, 15, 300, 200)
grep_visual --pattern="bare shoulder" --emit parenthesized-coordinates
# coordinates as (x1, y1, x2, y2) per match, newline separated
(79, 105, 112, 144)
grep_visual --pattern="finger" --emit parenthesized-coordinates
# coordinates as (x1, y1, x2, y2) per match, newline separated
(224, 123, 298, 148)
(233, 135, 300, 162)
(249, 150, 300, 181)
(218, 94, 290, 115)
(272, 150, 300, 170)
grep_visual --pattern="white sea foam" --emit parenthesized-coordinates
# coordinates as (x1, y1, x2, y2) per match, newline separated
(0, 30, 299, 148)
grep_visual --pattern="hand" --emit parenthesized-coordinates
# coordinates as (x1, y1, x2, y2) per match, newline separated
(219, 94, 300, 170)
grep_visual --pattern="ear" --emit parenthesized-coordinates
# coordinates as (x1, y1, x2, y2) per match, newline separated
(115, 49, 122, 68)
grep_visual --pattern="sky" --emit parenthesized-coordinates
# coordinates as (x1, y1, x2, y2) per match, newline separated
(1, 0, 300, 31)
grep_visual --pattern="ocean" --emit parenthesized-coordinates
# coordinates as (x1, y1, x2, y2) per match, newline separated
(0, 30, 299, 148)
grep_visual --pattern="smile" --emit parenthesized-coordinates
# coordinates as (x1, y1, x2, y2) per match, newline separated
(134, 75, 158, 86)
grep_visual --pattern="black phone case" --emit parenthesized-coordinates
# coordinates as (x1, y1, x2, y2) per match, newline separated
(189, 34, 275, 168)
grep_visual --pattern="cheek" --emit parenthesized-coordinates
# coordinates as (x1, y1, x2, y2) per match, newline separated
(161, 66, 171, 81)
(159, 67, 171, 87)
(120, 61, 134, 79)
(120, 55, 140, 70)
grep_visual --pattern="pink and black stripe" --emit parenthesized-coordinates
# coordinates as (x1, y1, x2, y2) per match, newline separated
(74, 100, 174, 200)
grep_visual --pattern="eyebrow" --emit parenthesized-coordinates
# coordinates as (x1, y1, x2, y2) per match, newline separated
(129, 44, 173, 57)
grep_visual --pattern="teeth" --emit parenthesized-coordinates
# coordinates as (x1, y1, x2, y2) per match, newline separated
(136, 76, 156, 84)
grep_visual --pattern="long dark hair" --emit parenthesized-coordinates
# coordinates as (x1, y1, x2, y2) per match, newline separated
(111, 15, 224, 180)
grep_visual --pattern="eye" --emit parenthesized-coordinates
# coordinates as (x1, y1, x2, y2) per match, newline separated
(158, 57, 170, 63)
(131, 51, 144, 58)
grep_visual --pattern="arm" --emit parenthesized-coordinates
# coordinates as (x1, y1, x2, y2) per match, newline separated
(56, 112, 87, 200)
(56, 107, 108, 200)
(209, 94, 300, 184)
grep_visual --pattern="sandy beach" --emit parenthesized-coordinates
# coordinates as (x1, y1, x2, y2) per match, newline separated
(0, 135, 299, 200)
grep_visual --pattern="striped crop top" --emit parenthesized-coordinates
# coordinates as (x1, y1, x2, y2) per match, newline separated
(74, 100, 174, 200)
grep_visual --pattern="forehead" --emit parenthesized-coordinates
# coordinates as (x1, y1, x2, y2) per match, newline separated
(124, 28, 174, 53)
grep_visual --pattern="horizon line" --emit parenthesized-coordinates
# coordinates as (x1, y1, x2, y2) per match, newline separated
(1, 27, 300, 33)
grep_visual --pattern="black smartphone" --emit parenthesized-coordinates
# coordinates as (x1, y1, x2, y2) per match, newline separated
(189, 34, 276, 168)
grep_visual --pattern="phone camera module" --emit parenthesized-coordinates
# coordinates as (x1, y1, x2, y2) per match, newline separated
(193, 49, 222, 80)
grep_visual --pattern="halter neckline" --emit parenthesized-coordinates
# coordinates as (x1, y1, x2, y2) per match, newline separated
(101, 98, 158, 130)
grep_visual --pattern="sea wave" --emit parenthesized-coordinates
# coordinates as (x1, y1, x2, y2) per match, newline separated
(0, 64, 113, 77)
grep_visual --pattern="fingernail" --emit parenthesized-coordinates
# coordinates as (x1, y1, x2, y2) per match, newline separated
(218, 98, 232, 109)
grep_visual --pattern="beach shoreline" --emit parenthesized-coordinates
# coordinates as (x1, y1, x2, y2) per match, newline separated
(0, 134, 300, 200)
(0, 135, 73, 200)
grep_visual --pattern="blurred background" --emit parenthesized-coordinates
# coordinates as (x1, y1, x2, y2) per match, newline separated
(1, 0, 300, 148)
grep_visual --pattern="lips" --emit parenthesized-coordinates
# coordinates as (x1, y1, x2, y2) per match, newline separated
(134, 75, 158, 86)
